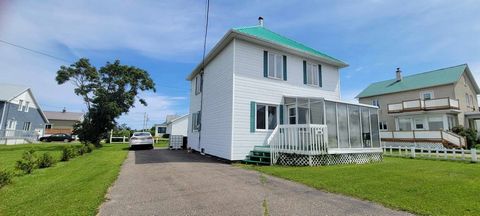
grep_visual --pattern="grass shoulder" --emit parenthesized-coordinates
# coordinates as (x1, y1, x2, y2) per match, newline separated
(240, 157, 480, 216)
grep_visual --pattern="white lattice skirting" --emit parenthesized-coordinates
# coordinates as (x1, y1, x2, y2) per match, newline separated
(383, 141, 445, 149)
(276, 153, 383, 166)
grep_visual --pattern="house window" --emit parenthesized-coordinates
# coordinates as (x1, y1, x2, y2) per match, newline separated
(288, 107, 296, 124)
(466, 93, 471, 106)
(372, 99, 380, 107)
(256, 104, 277, 130)
(45, 124, 52, 129)
(379, 121, 388, 131)
(192, 111, 201, 131)
(306, 62, 319, 86)
(398, 118, 411, 131)
(23, 122, 31, 131)
(195, 75, 203, 95)
(6, 119, 17, 130)
(421, 91, 433, 100)
(157, 127, 166, 134)
(24, 102, 30, 112)
(414, 118, 425, 130)
(18, 100, 24, 111)
(267, 53, 283, 79)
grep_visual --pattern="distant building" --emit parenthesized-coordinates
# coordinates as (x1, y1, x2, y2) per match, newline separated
(166, 114, 188, 137)
(0, 84, 49, 144)
(44, 109, 84, 136)
(154, 114, 180, 137)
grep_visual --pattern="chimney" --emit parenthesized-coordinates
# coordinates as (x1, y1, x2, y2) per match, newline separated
(396, 67, 402, 81)
(62, 107, 66, 113)
(258, 16, 264, 27)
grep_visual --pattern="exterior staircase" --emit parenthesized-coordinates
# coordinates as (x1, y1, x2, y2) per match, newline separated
(242, 146, 271, 165)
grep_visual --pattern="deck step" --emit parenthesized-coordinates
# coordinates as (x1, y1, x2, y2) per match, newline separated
(242, 146, 271, 165)
(242, 159, 270, 165)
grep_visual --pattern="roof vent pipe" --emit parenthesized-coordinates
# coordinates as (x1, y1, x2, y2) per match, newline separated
(62, 107, 66, 113)
(258, 16, 264, 27)
(396, 67, 402, 81)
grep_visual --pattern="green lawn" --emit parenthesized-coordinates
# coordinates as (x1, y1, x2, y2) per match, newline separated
(154, 139, 169, 148)
(0, 143, 81, 173)
(0, 143, 128, 216)
(242, 157, 480, 216)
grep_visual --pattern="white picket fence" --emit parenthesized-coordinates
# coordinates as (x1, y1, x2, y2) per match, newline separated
(383, 146, 478, 163)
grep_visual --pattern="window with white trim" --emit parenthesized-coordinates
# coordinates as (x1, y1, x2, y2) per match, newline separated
(414, 118, 425, 130)
(24, 101, 30, 112)
(45, 124, 52, 129)
(6, 119, 17, 130)
(372, 99, 380, 107)
(267, 53, 283, 79)
(23, 122, 31, 131)
(306, 62, 319, 86)
(256, 104, 277, 130)
(18, 100, 24, 111)
(466, 93, 471, 105)
(420, 91, 433, 100)
(194, 75, 202, 95)
(192, 111, 201, 131)
(379, 121, 388, 131)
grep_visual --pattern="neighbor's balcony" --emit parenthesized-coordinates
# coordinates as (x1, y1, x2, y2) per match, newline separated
(387, 97, 459, 114)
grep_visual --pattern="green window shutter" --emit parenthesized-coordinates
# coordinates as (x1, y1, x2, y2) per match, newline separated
(279, 105, 284, 125)
(283, 55, 287, 81)
(318, 64, 322, 87)
(250, 101, 256, 132)
(263, 51, 268, 78)
(303, 60, 307, 84)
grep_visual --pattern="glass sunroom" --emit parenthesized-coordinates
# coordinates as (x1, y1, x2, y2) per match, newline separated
(267, 96, 382, 166)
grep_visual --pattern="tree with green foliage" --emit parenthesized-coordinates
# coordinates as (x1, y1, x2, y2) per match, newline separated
(56, 58, 155, 146)
(451, 126, 477, 149)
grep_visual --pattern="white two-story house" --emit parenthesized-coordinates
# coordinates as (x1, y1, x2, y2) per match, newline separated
(186, 18, 381, 166)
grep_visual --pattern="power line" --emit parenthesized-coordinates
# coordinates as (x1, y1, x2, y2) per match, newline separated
(201, 0, 210, 71)
(0, 39, 71, 63)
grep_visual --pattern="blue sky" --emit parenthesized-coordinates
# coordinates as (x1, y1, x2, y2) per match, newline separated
(1, 0, 479, 129)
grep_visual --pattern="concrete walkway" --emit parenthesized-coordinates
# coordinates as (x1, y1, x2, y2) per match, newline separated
(99, 149, 411, 216)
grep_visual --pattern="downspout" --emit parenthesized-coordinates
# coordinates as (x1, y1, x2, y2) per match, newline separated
(198, 73, 204, 154)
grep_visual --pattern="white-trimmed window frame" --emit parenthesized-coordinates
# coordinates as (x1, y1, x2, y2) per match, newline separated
(24, 101, 30, 112)
(255, 103, 278, 131)
(192, 111, 201, 132)
(372, 99, 380, 107)
(194, 74, 203, 95)
(18, 100, 24, 111)
(23, 122, 31, 131)
(420, 91, 434, 100)
(45, 124, 52, 129)
(267, 52, 284, 80)
(379, 121, 388, 131)
(305, 62, 320, 86)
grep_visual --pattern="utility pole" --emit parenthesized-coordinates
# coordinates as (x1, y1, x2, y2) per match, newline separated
(143, 112, 147, 132)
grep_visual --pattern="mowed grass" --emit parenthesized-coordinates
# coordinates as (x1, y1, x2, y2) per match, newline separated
(154, 139, 169, 148)
(0, 143, 128, 216)
(0, 143, 81, 173)
(243, 157, 480, 216)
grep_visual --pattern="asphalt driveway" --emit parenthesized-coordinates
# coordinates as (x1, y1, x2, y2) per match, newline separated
(99, 149, 411, 216)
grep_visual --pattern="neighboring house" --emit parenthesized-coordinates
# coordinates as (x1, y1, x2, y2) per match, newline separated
(0, 84, 49, 144)
(44, 109, 84, 136)
(166, 114, 188, 137)
(186, 18, 381, 165)
(154, 114, 181, 137)
(357, 64, 479, 148)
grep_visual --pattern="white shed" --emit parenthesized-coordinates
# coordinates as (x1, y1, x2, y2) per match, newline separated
(166, 114, 188, 137)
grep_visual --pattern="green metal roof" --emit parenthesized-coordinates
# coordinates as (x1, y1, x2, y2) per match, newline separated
(356, 64, 468, 98)
(233, 26, 347, 66)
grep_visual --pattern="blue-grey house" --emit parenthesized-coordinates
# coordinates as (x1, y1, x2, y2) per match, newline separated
(0, 84, 49, 144)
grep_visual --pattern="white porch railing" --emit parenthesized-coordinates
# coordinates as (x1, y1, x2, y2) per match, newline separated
(380, 130, 466, 148)
(268, 124, 328, 165)
(387, 97, 460, 113)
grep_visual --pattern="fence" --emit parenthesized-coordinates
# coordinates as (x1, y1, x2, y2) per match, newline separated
(0, 130, 38, 144)
(383, 146, 478, 163)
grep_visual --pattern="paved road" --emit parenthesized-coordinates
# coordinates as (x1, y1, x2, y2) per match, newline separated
(99, 149, 411, 216)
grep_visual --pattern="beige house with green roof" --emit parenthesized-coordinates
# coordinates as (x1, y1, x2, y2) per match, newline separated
(357, 64, 480, 148)
(186, 18, 382, 165)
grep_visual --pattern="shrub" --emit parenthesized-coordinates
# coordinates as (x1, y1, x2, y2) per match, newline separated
(475, 144, 480, 150)
(0, 169, 13, 188)
(85, 143, 95, 153)
(451, 126, 477, 149)
(61, 146, 77, 161)
(37, 153, 56, 168)
(16, 150, 38, 174)
(77, 145, 86, 156)
(162, 134, 170, 139)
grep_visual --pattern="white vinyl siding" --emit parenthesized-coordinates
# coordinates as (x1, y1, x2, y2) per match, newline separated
(231, 39, 340, 160)
(187, 41, 234, 159)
